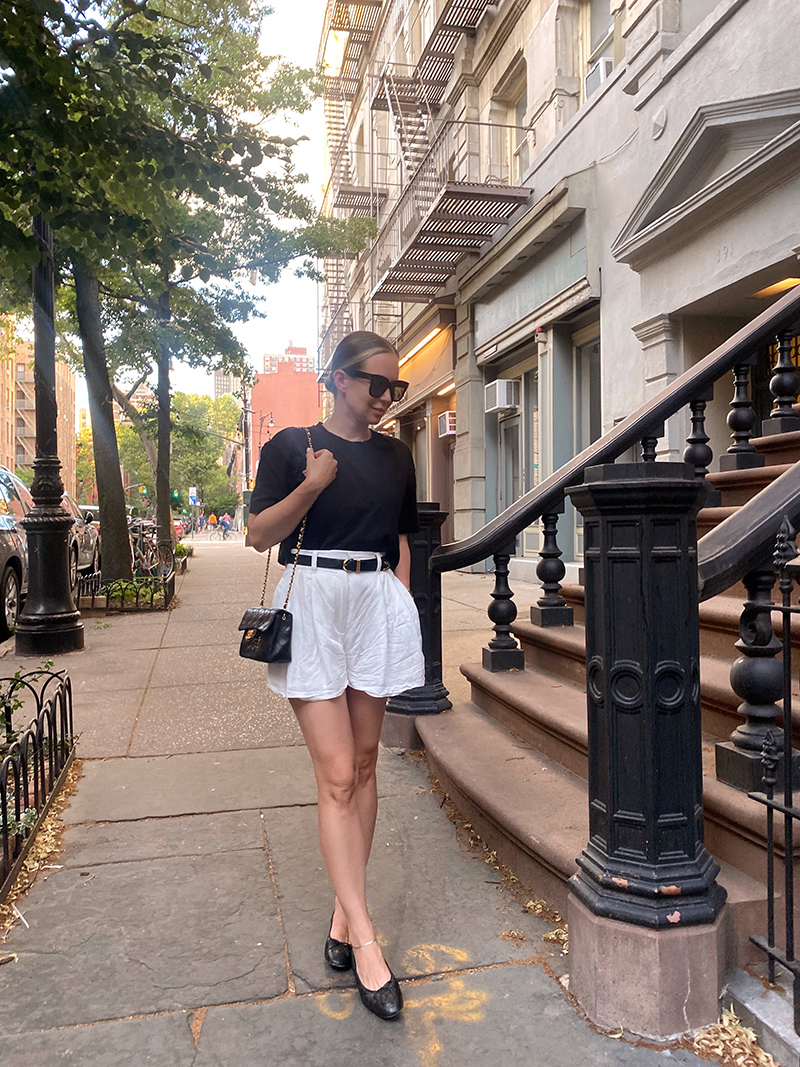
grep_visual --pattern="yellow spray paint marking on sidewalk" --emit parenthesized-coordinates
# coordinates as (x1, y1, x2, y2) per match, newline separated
(317, 990, 356, 1020)
(314, 943, 489, 1067)
(402, 943, 470, 976)
(404, 977, 490, 1067)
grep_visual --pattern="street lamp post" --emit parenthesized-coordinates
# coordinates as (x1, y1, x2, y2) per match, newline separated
(15, 216, 84, 655)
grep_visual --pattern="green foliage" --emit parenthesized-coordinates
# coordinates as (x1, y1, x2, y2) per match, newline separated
(75, 428, 96, 503)
(4, 801, 37, 837)
(13, 467, 33, 488)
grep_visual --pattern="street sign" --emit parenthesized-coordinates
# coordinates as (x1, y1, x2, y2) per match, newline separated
(189, 486, 197, 506)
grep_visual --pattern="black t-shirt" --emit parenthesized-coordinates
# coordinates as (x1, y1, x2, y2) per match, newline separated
(249, 423, 419, 570)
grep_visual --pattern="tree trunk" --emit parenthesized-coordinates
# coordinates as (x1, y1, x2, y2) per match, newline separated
(72, 263, 133, 582)
(155, 287, 173, 548)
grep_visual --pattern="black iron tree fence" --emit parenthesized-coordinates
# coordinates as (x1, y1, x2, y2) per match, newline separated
(1, 669, 75, 903)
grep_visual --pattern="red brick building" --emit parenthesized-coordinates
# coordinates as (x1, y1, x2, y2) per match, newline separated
(249, 348, 323, 486)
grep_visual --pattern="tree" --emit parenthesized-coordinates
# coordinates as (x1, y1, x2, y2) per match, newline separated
(1, 0, 372, 576)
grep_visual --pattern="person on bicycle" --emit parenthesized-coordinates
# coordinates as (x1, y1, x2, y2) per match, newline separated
(220, 514, 232, 540)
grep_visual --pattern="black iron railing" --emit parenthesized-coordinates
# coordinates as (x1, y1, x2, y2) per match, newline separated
(744, 517, 800, 1036)
(419, 286, 800, 677)
(432, 285, 800, 575)
(1, 669, 74, 902)
(78, 571, 176, 610)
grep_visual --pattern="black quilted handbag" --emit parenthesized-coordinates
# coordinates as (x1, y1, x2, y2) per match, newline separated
(238, 428, 312, 663)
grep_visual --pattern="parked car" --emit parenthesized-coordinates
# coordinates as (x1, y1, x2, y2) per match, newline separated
(61, 493, 101, 584)
(0, 467, 30, 640)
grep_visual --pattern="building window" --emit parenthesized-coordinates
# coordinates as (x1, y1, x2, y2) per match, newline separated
(511, 85, 529, 184)
(16, 363, 24, 381)
(489, 58, 528, 185)
(582, 0, 614, 100)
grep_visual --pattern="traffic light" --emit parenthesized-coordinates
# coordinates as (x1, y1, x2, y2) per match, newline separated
(171, 488, 180, 500)
(140, 485, 148, 497)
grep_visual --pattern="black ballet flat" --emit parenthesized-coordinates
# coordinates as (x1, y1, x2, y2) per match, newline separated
(324, 912, 352, 971)
(352, 939, 403, 1020)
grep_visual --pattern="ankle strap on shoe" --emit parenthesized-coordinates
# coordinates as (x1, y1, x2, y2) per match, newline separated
(352, 938, 377, 950)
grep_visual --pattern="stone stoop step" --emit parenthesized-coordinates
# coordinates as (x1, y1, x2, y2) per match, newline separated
(418, 702, 770, 974)
(464, 654, 798, 888)
(706, 462, 794, 507)
(511, 618, 800, 747)
(557, 584, 800, 660)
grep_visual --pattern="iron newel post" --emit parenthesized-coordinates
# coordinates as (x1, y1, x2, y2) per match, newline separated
(15, 216, 84, 656)
(387, 502, 451, 717)
(567, 462, 725, 927)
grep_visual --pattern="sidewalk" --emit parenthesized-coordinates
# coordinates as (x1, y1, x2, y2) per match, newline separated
(0, 542, 706, 1066)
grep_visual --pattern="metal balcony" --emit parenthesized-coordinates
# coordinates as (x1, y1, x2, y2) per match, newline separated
(333, 185, 388, 215)
(370, 120, 531, 302)
(321, 0, 383, 99)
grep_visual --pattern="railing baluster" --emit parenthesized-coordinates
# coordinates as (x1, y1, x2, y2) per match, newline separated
(483, 541, 525, 672)
(683, 388, 714, 477)
(719, 359, 765, 470)
(763, 330, 800, 435)
(715, 568, 800, 791)
(640, 422, 663, 463)
(530, 505, 573, 627)
(760, 733, 779, 985)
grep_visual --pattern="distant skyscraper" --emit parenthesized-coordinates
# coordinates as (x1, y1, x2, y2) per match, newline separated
(214, 370, 237, 397)
(262, 346, 315, 375)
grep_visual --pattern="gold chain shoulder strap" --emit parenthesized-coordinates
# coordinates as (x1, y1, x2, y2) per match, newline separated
(259, 427, 314, 610)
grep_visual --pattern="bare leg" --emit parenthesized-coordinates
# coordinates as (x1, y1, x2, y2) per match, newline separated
(291, 693, 391, 990)
(331, 688, 385, 941)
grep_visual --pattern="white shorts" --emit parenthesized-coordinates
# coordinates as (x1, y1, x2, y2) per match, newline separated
(266, 550, 425, 702)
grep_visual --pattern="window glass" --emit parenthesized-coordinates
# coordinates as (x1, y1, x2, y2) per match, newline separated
(0, 475, 26, 519)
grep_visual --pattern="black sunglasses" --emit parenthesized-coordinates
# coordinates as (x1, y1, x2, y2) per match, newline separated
(345, 369, 409, 403)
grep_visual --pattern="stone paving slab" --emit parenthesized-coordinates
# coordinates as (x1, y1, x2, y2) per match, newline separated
(81, 617, 170, 652)
(264, 791, 554, 995)
(127, 680, 305, 755)
(64, 748, 319, 822)
(64, 747, 428, 823)
(62, 647, 159, 695)
(160, 618, 242, 647)
(62, 810, 265, 866)
(148, 643, 249, 688)
(0, 851, 286, 1035)
(193, 964, 704, 1067)
(167, 599, 251, 622)
(74, 690, 144, 758)
(2, 1013, 197, 1067)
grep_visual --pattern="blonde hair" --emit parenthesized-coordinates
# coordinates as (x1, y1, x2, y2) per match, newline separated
(326, 331, 399, 395)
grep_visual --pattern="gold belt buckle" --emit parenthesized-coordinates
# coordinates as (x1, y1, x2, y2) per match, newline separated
(343, 558, 361, 573)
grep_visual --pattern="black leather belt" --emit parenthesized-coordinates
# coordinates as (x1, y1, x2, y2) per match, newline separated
(295, 554, 390, 573)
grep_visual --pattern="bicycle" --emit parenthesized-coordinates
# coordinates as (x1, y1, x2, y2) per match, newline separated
(209, 524, 224, 541)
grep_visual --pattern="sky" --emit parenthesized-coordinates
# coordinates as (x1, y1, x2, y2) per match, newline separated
(75, 0, 328, 414)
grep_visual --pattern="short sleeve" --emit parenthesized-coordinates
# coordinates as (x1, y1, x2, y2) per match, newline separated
(249, 429, 305, 516)
(398, 446, 419, 534)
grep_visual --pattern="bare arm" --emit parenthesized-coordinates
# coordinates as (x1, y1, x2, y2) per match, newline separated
(395, 533, 411, 589)
(247, 447, 337, 553)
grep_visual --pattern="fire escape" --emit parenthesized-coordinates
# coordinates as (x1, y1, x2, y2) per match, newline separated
(370, 0, 533, 302)
(319, 0, 385, 367)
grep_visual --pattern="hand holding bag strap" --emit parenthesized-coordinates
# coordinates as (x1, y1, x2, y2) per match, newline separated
(259, 426, 315, 610)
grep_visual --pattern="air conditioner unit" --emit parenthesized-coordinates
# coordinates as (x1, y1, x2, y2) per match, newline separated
(584, 56, 614, 99)
(485, 379, 520, 413)
(438, 411, 457, 437)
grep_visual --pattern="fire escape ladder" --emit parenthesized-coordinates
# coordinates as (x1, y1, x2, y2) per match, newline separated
(382, 66, 433, 183)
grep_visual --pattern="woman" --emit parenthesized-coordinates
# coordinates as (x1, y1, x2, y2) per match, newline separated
(247, 331, 424, 1020)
